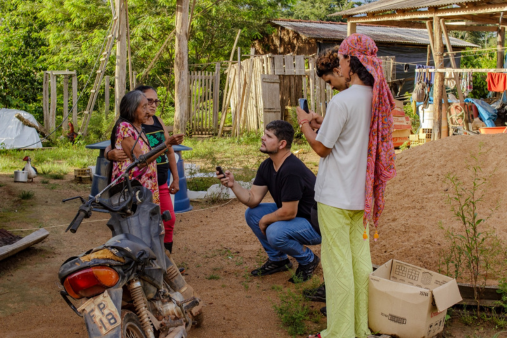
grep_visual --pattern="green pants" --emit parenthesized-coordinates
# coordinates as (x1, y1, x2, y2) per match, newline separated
(318, 203, 372, 338)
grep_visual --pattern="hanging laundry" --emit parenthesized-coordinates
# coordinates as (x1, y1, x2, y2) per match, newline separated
(486, 72, 507, 92)
(461, 72, 473, 96)
(415, 65, 434, 85)
(444, 71, 456, 89)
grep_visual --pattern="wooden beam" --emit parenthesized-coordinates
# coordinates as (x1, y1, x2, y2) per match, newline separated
(62, 75, 69, 134)
(346, 3, 507, 23)
(347, 22, 356, 36)
(72, 75, 78, 127)
(173, 0, 190, 134)
(115, 0, 127, 117)
(433, 17, 444, 139)
(0, 229, 49, 262)
(367, 20, 427, 29)
(43, 72, 49, 130)
(446, 25, 499, 32)
(50, 72, 57, 132)
(50, 70, 77, 75)
(218, 29, 241, 137)
(441, 18, 466, 134)
(105, 75, 110, 118)
(497, 27, 505, 69)
(426, 45, 431, 66)
(15, 113, 49, 137)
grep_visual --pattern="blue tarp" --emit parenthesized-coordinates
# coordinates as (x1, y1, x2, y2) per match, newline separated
(464, 98, 497, 127)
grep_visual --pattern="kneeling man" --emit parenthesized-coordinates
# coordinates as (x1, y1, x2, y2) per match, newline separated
(217, 120, 321, 282)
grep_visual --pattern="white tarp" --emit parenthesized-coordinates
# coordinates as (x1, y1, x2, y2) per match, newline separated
(0, 108, 42, 149)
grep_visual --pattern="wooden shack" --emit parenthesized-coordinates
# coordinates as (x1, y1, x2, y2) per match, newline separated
(254, 19, 477, 95)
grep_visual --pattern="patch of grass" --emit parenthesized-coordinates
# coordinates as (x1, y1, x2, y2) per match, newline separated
(187, 177, 217, 192)
(0, 183, 5, 187)
(178, 262, 188, 270)
(273, 287, 312, 336)
(40, 179, 49, 184)
(205, 274, 220, 280)
(19, 190, 34, 200)
(44, 173, 65, 180)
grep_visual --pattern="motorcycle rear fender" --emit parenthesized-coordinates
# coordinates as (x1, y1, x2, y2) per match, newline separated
(83, 287, 123, 338)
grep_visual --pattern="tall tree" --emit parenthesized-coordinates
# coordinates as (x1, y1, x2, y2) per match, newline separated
(288, 0, 357, 22)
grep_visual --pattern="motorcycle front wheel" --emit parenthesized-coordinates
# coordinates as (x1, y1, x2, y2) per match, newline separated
(121, 310, 146, 338)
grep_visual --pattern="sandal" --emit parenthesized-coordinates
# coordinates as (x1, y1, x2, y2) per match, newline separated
(308, 333, 321, 338)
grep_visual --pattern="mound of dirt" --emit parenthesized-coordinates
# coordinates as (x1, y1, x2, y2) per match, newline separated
(372, 134, 507, 277)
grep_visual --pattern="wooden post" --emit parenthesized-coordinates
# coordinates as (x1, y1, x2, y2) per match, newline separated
(497, 27, 505, 69)
(218, 29, 241, 137)
(347, 22, 356, 36)
(72, 74, 78, 127)
(426, 45, 431, 66)
(440, 19, 467, 134)
(125, 0, 133, 91)
(133, 71, 137, 89)
(213, 62, 220, 132)
(105, 75, 110, 118)
(174, 0, 190, 134)
(63, 75, 69, 134)
(43, 72, 49, 130)
(236, 47, 242, 137)
(115, 0, 127, 117)
(50, 72, 57, 132)
(432, 17, 444, 140)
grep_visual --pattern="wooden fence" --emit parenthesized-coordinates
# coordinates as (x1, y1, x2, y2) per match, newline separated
(188, 63, 220, 135)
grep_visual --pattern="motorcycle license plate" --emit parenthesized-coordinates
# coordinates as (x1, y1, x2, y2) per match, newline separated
(78, 290, 120, 335)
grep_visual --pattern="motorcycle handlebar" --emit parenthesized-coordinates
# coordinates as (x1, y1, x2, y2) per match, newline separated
(68, 210, 86, 234)
(138, 142, 168, 164)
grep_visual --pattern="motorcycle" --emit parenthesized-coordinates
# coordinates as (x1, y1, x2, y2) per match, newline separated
(58, 138, 203, 338)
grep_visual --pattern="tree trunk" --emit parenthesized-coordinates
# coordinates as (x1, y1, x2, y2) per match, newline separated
(115, 0, 127, 117)
(173, 0, 190, 134)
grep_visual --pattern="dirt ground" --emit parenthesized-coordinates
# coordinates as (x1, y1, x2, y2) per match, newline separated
(1, 134, 507, 338)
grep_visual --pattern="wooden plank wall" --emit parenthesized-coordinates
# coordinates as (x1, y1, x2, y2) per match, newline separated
(221, 55, 334, 136)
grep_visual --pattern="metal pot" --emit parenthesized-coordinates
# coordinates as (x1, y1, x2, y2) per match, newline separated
(14, 170, 28, 182)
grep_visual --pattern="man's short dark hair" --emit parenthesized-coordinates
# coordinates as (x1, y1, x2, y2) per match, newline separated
(265, 120, 294, 149)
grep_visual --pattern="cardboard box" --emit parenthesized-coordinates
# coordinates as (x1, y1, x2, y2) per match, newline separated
(369, 260, 462, 338)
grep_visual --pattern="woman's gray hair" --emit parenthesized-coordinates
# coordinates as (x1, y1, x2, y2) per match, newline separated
(119, 90, 146, 123)
(110, 90, 146, 149)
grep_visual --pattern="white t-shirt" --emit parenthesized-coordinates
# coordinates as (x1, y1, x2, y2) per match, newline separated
(314, 85, 372, 210)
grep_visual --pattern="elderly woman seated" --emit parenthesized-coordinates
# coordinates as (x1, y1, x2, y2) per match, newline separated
(109, 90, 183, 204)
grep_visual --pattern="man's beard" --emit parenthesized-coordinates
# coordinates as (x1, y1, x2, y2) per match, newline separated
(260, 148, 277, 155)
(259, 144, 278, 155)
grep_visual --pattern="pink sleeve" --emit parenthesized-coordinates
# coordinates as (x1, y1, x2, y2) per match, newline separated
(115, 122, 137, 148)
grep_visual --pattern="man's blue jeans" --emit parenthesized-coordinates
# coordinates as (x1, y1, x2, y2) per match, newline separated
(245, 203, 321, 265)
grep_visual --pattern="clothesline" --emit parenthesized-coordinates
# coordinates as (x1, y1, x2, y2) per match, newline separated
(415, 68, 507, 73)
(391, 49, 506, 67)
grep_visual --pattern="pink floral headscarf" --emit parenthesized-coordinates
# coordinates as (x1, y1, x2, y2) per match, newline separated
(338, 33, 396, 235)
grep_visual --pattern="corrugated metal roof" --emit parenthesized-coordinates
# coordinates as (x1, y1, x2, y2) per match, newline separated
(330, 0, 481, 16)
(271, 20, 478, 47)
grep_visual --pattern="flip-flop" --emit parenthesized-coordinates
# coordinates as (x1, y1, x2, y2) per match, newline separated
(308, 333, 321, 338)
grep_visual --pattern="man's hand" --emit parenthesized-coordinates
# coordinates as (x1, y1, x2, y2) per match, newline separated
(165, 133, 185, 146)
(169, 179, 180, 194)
(107, 148, 129, 162)
(259, 216, 270, 236)
(296, 107, 312, 125)
(217, 170, 234, 188)
(309, 112, 323, 130)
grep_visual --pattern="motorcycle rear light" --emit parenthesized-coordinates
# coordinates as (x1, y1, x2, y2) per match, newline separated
(64, 266, 119, 299)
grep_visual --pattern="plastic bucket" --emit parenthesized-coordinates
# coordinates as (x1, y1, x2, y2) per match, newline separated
(418, 104, 434, 129)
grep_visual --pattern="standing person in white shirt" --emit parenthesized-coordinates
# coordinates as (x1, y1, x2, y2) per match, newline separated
(297, 35, 397, 338)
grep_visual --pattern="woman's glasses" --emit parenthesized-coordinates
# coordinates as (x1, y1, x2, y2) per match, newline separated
(147, 99, 161, 106)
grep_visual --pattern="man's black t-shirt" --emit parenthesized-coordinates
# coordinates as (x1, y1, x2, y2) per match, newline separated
(253, 154, 317, 226)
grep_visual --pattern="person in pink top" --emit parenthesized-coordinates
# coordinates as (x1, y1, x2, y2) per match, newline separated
(110, 90, 182, 205)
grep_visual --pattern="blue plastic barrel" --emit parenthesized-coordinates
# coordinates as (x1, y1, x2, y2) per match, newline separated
(171, 145, 193, 213)
(86, 142, 193, 213)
